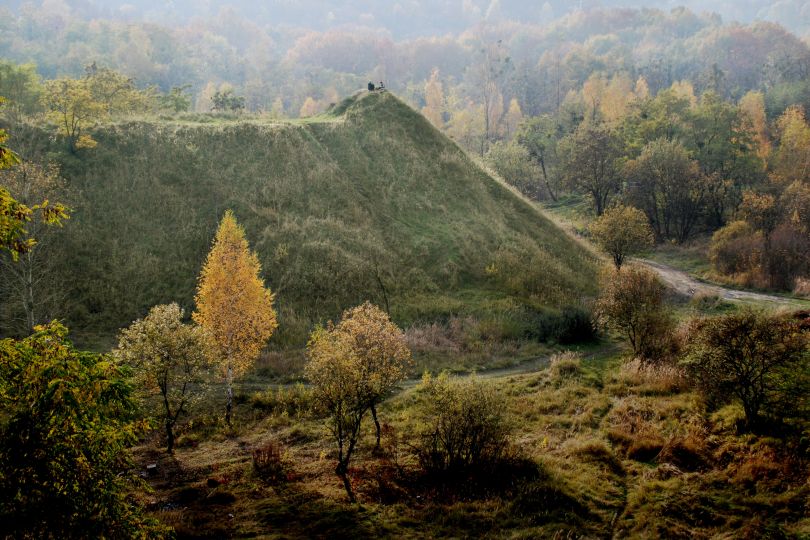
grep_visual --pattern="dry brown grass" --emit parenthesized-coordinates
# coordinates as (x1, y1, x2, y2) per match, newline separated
(611, 357, 688, 395)
(794, 276, 810, 298)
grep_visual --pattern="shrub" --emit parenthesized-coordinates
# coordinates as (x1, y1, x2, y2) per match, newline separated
(682, 310, 810, 432)
(250, 383, 316, 418)
(253, 441, 286, 483)
(549, 350, 584, 383)
(615, 357, 687, 395)
(709, 220, 764, 279)
(485, 141, 543, 199)
(0, 323, 168, 538)
(794, 277, 810, 298)
(415, 372, 511, 475)
(766, 222, 810, 290)
(595, 265, 675, 361)
(556, 305, 598, 344)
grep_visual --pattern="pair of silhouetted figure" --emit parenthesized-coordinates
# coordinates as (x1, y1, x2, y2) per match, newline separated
(368, 81, 385, 92)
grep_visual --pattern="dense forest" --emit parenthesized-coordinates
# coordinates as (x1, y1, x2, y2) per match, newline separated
(1, 1, 809, 539)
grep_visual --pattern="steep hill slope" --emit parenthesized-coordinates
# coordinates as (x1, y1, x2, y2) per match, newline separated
(1, 92, 597, 347)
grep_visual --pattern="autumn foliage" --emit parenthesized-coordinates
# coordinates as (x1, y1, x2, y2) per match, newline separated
(193, 210, 278, 425)
(305, 302, 411, 501)
(589, 205, 654, 269)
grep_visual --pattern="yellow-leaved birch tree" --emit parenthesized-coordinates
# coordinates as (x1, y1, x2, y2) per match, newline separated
(193, 210, 277, 426)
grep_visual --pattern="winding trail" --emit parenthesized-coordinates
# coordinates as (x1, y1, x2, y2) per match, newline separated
(640, 259, 802, 306)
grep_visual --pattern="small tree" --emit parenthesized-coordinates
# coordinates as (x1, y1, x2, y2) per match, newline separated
(683, 310, 809, 431)
(43, 78, 106, 152)
(116, 303, 212, 453)
(212, 88, 245, 112)
(305, 302, 412, 501)
(589, 204, 654, 269)
(305, 324, 367, 502)
(0, 323, 167, 538)
(595, 264, 673, 361)
(334, 302, 412, 449)
(159, 84, 193, 113)
(708, 220, 764, 282)
(193, 210, 278, 426)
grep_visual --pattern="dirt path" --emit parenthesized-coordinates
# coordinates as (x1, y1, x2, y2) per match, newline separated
(640, 259, 800, 306)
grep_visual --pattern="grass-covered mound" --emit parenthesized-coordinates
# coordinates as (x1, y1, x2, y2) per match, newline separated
(2, 92, 597, 347)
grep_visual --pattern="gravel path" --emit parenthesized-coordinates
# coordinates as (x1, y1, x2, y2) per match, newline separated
(641, 259, 799, 305)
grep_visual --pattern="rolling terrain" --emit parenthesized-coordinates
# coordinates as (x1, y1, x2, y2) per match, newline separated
(1, 91, 598, 347)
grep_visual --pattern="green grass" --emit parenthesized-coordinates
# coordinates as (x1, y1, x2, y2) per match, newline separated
(2, 92, 598, 348)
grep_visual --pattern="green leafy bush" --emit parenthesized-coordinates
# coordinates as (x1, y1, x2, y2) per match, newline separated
(682, 310, 810, 432)
(415, 372, 511, 475)
(0, 323, 168, 538)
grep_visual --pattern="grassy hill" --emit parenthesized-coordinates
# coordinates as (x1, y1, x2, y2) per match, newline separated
(1, 92, 597, 348)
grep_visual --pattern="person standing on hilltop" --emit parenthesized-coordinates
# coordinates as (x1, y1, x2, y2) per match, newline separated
(368, 82, 375, 91)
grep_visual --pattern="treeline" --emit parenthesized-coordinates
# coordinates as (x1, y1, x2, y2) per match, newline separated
(487, 77, 810, 292)
(2, 5, 810, 120)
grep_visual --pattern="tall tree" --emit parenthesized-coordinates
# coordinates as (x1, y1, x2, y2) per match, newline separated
(422, 68, 445, 127)
(0, 161, 70, 332)
(558, 122, 623, 215)
(625, 139, 705, 243)
(0, 61, 43, 123)
(739, 90, 771, 166)
(503, 97, 523, 139)
(299, 96, 320, 117)
(0, 125, 67, 261)
(516, 115, 562, 201)
(772, 105, 810, 185)
(193, 210, 278, 426)
(470, 39, 511, 154)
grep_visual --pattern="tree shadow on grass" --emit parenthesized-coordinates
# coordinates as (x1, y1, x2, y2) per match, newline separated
(258, 485, 382, 540)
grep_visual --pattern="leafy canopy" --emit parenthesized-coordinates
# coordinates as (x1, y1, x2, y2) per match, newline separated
(589, 204, 654, 269)
(0, 322, 167, 538)
(116, 303, 213, 453)
(305, 302, 411, 501)
(193, 210, 277, 377)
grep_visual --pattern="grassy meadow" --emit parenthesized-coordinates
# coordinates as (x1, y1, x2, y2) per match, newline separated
(134, 344, 809, 539)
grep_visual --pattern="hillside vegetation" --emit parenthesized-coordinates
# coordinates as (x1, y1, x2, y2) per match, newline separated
(1, 91, 597, 346)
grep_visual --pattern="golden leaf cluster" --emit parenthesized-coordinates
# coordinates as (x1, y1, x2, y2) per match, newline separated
(193, 210, 277, 378)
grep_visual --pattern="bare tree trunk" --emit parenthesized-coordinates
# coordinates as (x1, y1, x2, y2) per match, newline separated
(538, 156, 557, 202)
(166, 418, 175, 454)
(335, 434, 359, 503)
(370, 403, 381, 450)
(225, 363, 234, 427)
(335, 461, 356, 503)
(24, 251, 35, 333)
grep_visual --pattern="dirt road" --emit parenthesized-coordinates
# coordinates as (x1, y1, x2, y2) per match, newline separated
(641, 259, 801, 306)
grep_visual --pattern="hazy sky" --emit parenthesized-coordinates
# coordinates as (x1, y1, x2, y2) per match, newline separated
(7, 0, 809, 37)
